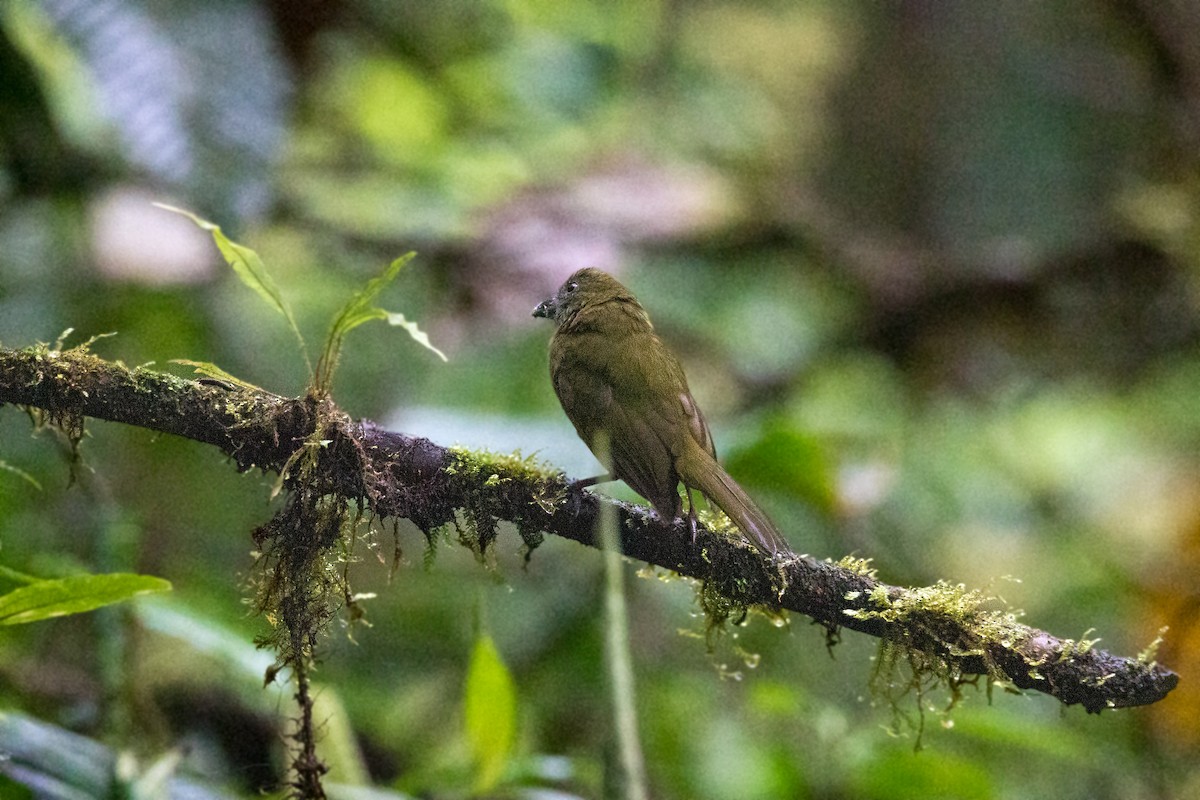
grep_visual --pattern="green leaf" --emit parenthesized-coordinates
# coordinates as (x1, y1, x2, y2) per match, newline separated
(725, 420, 837, 514)
(328, 253, 416, 341)
(0, 564, 41, 586)
(464, 632, 516, 792)
(0, 460, 42, 491)
(154, 204, 309, 370)
(311, 684, 370, 787)
(382, 311, 447, 362)
(170, 360, 266, 393)
(0, 574, 172, 625)
(316, 253, 446, 391)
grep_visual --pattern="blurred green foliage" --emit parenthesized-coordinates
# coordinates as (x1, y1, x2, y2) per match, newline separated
(0, 571, 171, 625)
(1, 0, 1199, 798)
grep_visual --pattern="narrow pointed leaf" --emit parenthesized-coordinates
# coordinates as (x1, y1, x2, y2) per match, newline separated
(154, 204, 308, 366)
(328, 253, 416, 341)
(0, 574, 172, 625)
(170, 360, 265, 392)
(464, 633, 517, 791)
(316, 252, 445, 390)
(383, 311, 447, 362)
(0, 460, 42, 491)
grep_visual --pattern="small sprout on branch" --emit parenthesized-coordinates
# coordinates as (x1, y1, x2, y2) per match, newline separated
(834, 555, 878, 578)
(1137, 627, 1169, 667)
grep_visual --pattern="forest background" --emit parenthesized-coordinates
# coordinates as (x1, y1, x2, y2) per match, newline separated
(0, 1, 1197, 798)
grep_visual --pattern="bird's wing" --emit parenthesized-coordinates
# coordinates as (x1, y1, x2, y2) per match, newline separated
(551, 326, 684, 519)
(601, 391, 682, 520)
(611, 332, 714, 461)
(618, 334, 791, 557)
(599, 331, 705, 517)
(677, 389, 716, 459)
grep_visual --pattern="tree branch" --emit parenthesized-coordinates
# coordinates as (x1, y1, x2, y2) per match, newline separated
(0, 343, 1179, 713)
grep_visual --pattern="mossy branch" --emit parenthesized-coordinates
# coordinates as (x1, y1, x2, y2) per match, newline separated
(0, 343, 1180, 714)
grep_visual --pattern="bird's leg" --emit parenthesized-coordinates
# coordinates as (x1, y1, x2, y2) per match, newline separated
(564, 473, 614, 516)
(569, 473, 612, 491)
(685, 485, 699, 543)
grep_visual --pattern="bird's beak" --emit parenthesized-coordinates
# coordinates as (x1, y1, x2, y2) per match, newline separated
(532, 298, 556, 319)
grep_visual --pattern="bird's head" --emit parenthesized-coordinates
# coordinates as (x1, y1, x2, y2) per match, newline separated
(532, 268, 634, 326)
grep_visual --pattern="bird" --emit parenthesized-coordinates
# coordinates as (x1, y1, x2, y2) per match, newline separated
(532, 267, 792, 558)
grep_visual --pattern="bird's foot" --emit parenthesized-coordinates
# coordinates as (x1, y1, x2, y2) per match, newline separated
(562, 476, 598, 517)
(685, 486, 699, 544)
(562, 473, 612, 517)
(563, 481, 589, 517)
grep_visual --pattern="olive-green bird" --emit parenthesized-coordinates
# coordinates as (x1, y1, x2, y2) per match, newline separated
(533, 267, 792, 558)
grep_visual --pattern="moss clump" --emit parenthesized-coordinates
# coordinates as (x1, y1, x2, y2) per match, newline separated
(849, 579, 1031, 746)
(1056, 629, 1102, 662)
(445, 446, 564, 559)
(1137, 626, 1169, 668)
(698, 561, 794, 681)
(833, 555, 878, 579)
(695, 573, 753, 633)
(695, 506, 741, 539)
(21, 333, 115, 463)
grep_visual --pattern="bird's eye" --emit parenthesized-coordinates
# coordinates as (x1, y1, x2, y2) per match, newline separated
(565, 281, 578, 293)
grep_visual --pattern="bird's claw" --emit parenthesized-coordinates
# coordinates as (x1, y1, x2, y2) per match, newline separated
(685, 485, 699, 544)
(561, 473, 611, 517)
(563, 479, 592, 517)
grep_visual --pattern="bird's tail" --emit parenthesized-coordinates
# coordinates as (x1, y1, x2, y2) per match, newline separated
(688, 460, 792, 557)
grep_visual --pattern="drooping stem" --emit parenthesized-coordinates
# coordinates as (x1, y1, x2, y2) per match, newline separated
(600, 472, 649, 800)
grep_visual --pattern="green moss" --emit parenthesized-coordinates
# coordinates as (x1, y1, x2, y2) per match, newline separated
(1056, 629, 1101, 662)
(446, 446, 563, 559)
(696, 575, 751, 633)
(696, 506, 740, 538)
(851, 579, 1031, 746)
(1137, 626, 1169, 667)
(447, 445, 559, 478)
(833, 555, 878, 579)
(683, 572, 788, 682)
(20, 334, 123, 469)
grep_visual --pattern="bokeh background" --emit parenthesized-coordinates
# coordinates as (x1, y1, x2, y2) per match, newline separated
(1, 1, 1198, 797)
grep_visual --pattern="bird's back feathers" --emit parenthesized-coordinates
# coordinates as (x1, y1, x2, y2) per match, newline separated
(540, 268, 792, 558)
